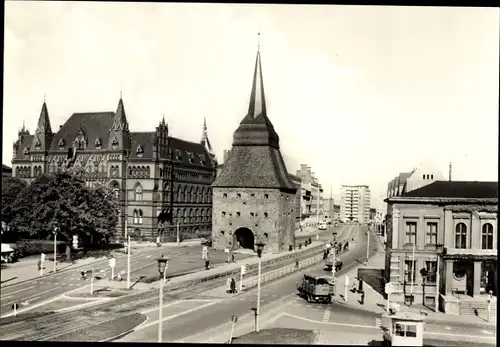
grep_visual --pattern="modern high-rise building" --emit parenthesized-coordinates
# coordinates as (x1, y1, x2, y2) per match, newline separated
(340, 185, 371, 223)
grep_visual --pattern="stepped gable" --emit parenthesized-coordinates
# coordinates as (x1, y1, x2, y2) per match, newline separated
(50, 112, 115, 150)
(213, 50, 296, 193)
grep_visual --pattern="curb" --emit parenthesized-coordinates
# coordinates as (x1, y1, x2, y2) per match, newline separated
(100, 315, 150, 342)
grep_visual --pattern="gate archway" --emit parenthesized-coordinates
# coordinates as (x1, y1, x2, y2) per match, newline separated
(234, 227, 255, 250)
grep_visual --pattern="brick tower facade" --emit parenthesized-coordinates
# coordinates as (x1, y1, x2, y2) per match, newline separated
(211, 49, 297, 254)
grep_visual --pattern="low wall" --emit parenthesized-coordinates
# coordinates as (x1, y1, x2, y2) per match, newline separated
(167, 242, 326, 290)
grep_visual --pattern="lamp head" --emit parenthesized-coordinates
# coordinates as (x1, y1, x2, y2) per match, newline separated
(157, 257, 169, 275)
(255, 241, 265, 258)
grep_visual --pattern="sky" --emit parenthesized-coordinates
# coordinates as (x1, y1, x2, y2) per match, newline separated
(3, 3, 499, 210)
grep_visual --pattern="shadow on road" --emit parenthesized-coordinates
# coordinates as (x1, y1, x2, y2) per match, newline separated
(358, 268, 386, 299)
(0, 276, 17, 284)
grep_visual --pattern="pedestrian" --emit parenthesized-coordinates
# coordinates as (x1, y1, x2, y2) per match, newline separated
(351, 276, 358, 293)
(323, 250, 327, 260)
(226, 277, 231, 294)
(205, 258, 210, 270)
(80, 270, 87, 280)
(230, 277, 236, 294)
(295, 259, 299, 269)
(231, 252, 235, 263)
(37, 260, 41, 271)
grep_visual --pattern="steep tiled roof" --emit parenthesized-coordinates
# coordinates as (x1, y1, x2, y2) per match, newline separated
(213, 145, 296, 191)
(213, 49, 296, 193)
(402, 181, 498, 199)
(130, 132, 154, 159)
(14, 135, 34, 160)
(170, 137, 216, 168)
(50, 112, 115, 151)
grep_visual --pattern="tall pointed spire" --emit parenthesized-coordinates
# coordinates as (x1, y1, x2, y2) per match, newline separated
(36, 98, 53, 134)
(247, 33, 266, 120)
(201, 116, 208, 145)
(111, 93, 129, 131)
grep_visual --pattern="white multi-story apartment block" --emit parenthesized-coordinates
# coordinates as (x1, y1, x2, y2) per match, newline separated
(340, 185, 371, 223)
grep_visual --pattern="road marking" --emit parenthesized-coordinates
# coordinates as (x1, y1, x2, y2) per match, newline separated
(3, 286, 61, 307)
(322, 308, 331, 322)
(136, 301, 218, 331)
(481, 330, 494, 335)
(56, 297, 113, 313)
(426, 331, 495, 340)
(29, 295, 41, 302)
(140, 300, 184, 314)
(283, 312, 379, 330)
(445, 326, 452, 330)
(0, 285, 37, 299)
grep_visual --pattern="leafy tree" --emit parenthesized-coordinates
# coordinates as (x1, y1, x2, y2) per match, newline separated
(9, 172, 119, 260)
(2, 176, 28, 241)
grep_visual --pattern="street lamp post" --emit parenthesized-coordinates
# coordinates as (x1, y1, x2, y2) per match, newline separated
(255, 241, 265, 333)
(157, 256, 169, 343)
(53, 224, 59, 273)
(420, 268, 428, 307)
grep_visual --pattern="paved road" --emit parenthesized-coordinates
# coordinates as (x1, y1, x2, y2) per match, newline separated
(115, 224, 367, 343)
(0, 244, 252, 317)
(116, 225, 495, 345)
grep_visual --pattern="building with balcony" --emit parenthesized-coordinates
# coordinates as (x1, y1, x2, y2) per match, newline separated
(384, 180, 497, 315)
(295, 164, 324, 222)
(340, 185, 370, 223)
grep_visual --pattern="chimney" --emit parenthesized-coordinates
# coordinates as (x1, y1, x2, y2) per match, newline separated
(449, 162, 452, 181)
(223, 150, 230, 163)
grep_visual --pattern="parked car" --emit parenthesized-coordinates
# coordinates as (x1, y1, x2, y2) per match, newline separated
(201, 237, 212, 247)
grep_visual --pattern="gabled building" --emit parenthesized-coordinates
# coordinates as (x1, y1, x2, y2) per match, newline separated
(384, 181, 497, 316)
(11, 97, 217, 242)
(211, 47, 297, 254)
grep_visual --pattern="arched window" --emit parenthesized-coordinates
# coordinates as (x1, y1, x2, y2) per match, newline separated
(146, 167, 150, 178)
(191, 187, 196, 203)
(195, 208, 200, 222)
(207, 208, 211, 221)
(133, 209, 138, 224)
(134, 183, 143, 201)
(184, 186, 189, 202)
(109, 181, 120, 199)
(128, 166, 133, 177)
(183, 208, 189, 224)
(177, 186, 183, 202)
(455, 223, 467, 249)
(133, 166, 138, 177)
(482, 223, 494, 250)
(138, 209, 143, 224)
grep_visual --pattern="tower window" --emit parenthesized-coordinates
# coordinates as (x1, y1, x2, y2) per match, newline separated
(237, 193, 241, 198)
(222, 211, 226, 216)
(250, 212, 254, 217)
(223, 193, 227, 198)
(221, 230, 225, 236)
(251, 193, 255, 198)
(264, 194, 269, 199)
(236, 212, 240, 217)
(264, 213, 268, 218)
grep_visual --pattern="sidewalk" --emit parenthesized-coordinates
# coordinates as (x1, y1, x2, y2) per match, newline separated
(0, 239, 203, 287)
(153, 241, 325, 290)
(331, 229, 497, 328)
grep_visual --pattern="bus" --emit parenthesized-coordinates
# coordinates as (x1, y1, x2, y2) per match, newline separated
(318, 221, 327, 230)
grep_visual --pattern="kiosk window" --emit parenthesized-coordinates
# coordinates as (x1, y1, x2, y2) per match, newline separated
(394, 323, 417, 338)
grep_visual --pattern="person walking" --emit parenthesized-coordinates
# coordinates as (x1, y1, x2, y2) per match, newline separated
(231, 251, 235, 263)
(205, 257, 210, 270)
(226, 277, 231, 294)
(230, 277, 236, 294)
(37, 260, 42, 271)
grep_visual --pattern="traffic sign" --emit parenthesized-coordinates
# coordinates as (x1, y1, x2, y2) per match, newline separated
(241, 265, 247, 275)
(224, 248, 230, 253)
(231, 315, 238, 323)
(12, 303, 19, 310)
(41, 253, 46, 262)
(72, 235, 79, 249)
(385, 283, 394, 295)
(109, 258, 116, 268)
(345, 275, 350, 286)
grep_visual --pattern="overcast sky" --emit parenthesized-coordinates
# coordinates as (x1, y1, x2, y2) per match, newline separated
(3, 3, 499, 210)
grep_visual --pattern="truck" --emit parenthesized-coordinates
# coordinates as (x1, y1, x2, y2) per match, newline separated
(296, 273, 335, 303)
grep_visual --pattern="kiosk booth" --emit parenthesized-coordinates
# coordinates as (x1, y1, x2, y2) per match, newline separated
(381, 311, 425, 346)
